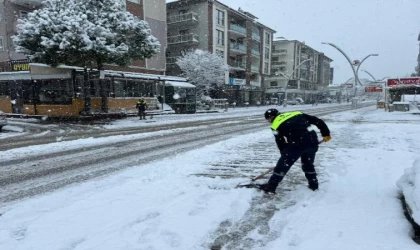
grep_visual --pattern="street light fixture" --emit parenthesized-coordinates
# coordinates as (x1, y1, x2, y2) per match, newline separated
(361, 69, 389, 83)
(355, 54, 378, 86)
(276, 58, 311, 107)
(361, 69, 377, 82)
(321, 42, 378, 97)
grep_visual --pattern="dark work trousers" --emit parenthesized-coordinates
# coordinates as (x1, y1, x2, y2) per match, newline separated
(267, 144, 318, 190)
(138, 110, 146, 120)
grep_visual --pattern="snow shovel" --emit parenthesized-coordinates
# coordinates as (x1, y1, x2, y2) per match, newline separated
(236, 140, 325, 189)
(235, 168, 274, 188)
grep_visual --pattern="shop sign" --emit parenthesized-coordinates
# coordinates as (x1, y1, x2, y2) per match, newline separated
(387, 77, 420, 87)
(229, 78, 245, 85)
(11, 60, 30, 71)
(364, 86, 382, 92)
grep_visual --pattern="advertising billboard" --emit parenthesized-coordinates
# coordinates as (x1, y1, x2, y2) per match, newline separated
(365, 86, 382, 92)
(387, 77, 420, 87)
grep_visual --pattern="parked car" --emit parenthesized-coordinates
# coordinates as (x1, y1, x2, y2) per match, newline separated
(287, 98, 304, 105)
(286, 100, 298, 105)
(0, 110, 7, 132)
(295, 97, 304, 104)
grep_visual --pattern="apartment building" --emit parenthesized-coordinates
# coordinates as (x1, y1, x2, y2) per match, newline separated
(318, 53, 333, 86)
(0, 0, 167, 74)
(166, 0, 275, 105)
(265, 39, 332, 104)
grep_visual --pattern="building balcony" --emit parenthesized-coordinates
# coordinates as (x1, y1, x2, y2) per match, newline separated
(229, 43, 247, 55)
(271, 61, 287, 67)
(167, 34, 199, 45)
(272, 49, 287, 56)
(251, 65, 259, 73)
(167, 12, 199, 26)
(252, 33, 261, 42)
(251, 49, 260, 57)
(9, 0, 42, 7)
(300, 53, 310, 59)
(228, 24, 247, 38)
(229, 61, 246, 71)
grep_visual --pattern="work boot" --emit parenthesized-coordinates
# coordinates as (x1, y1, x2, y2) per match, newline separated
(308, 178, 318, 191)
(256, 183, 276, 194)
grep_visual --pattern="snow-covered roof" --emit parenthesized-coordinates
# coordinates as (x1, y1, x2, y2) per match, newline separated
(401, 95, 419, 102)
(102, 70, 187, 82)
(165, 81, 196, 88)
(29, 63, 85, 71)
(0, 71, 31, 80)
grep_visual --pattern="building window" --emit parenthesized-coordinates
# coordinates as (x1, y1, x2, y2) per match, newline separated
(0, 37, 4, 52)
(216, 9, 224, 26)
(264, 62, 269, 74)
(265, 50, 270, 60)
(270, 81, 277, 87)
(265, 33, 270, 45)
(217, 30, 224, 46)
(127, 0, 140, 4)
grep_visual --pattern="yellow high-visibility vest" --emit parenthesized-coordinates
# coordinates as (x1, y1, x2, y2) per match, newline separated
(271, 111, 302, 130)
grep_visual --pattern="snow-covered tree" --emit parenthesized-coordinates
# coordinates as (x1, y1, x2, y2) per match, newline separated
(12, 0, 160, 68)
(176, 49, 228, 100)
(13, 0, 160, 112)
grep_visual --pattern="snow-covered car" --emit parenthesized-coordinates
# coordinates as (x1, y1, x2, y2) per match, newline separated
(287, 99, 299, 105)
(397, 158, 420, 241)
(0, 110, 7, 131)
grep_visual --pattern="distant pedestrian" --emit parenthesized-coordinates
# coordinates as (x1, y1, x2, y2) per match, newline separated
(136, 98, 147, 120)
(257, 108, 331, 194)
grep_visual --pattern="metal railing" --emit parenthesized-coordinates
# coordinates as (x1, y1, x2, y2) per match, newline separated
(229, 43, 246, 53)
(229, 24, 247, 35)
(251, 49, 260, 57)
(272, 61, 287, 66)
(168, 34, 199, 44)
(251, 65, 259, 72)
(252, 33, 261, 41)
(272, 49, 287, 55)
(167, 12, 199, 24)
(229, 61, 246, 69)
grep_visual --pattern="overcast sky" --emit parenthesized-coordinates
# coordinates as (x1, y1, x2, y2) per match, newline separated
(168, 0, 420, 84)
(225, 0, 420, 84)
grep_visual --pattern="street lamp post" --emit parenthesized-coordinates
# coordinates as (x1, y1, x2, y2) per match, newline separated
(355, 54, 378, 86)
(361, 69, 377, 82)
(276, 58, 311, 107)
(321, 42, 378, 97)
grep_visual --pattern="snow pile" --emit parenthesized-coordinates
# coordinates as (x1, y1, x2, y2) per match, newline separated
(397, 158, 420, 224)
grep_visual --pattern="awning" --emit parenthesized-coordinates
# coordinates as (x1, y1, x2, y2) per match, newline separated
(165, 81, 196, 88)
(0, 71, 31, 81)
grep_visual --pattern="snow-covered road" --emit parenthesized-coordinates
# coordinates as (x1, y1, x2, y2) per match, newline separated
(0, 104, 354, 207)
(1, 103, 419, 249)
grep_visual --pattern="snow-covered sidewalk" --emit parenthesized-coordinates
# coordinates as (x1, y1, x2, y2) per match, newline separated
(0, 106, 419, 250)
